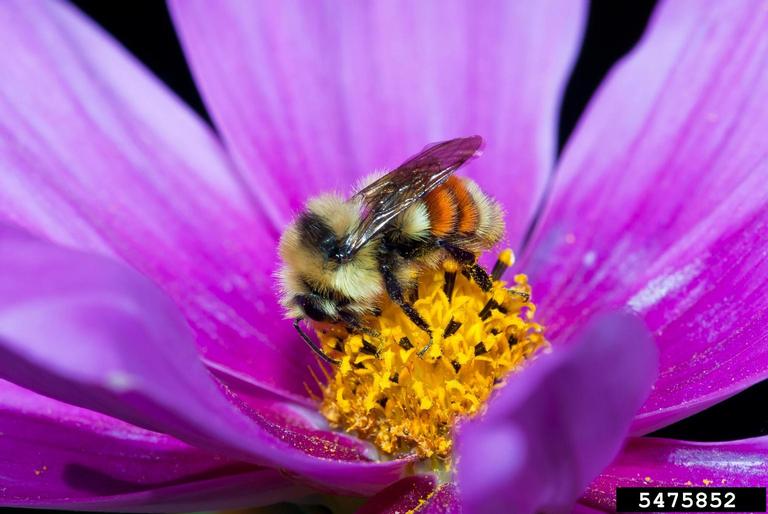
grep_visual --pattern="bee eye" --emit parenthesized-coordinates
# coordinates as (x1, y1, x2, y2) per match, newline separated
(296, 212, 340, 261)
(295, 294, 331, 322)
(320, 235, 339, 258)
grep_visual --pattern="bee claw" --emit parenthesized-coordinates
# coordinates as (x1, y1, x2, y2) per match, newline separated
(417, 335, 433, 358)
(361, 339, 382, 358)
(507, 288, 530, 302)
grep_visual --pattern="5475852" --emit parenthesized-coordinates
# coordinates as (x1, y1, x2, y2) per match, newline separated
(616, 487, 766, 512)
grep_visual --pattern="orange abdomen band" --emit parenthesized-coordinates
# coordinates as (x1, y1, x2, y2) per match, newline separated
(425, 185, 458, 237)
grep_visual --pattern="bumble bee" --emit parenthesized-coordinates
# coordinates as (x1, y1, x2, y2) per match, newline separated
(278, 136, 504, 364)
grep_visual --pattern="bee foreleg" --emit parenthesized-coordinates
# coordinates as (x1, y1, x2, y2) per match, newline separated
(380, 261, 433, 356)
(338, 310, 380, 339)
(293, 318, 340, 365)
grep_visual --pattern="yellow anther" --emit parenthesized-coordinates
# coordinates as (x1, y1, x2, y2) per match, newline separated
(443, 259, 459, 273)
(498, 248, 515, 267)
(491, 248, 516, 281)
(317, 253, 547, 461)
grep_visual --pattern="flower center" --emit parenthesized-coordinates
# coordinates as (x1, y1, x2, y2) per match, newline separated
(316, 250, 547, 462)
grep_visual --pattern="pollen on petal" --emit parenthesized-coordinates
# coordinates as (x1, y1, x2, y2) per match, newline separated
(316, 250, 547, 462)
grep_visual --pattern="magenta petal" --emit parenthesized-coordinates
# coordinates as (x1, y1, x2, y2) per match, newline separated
(356, 475, 438, 514)
(456, 312, 657, 514)
(356, 478, 461, 514)
(0, 0, 316, 400)
(0, 380, 309, 512)
(0, 225, 277, 459)
(170, 0, 586, 246)
(420, 484, 462, 514)
(33, 471, 305, 514)
(0, 225, 408, 494)
(583, 436, 768, 511)
(572, 504, 607, 514)
(629, 202, 768, 433)
(521, 1, 768, 429)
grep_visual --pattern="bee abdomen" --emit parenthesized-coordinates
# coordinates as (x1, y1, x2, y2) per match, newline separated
(423, 180, 459, 237)
(424, 176, 501, 246)
(447, 176, 480, 235)
(424, 176, 477, 237)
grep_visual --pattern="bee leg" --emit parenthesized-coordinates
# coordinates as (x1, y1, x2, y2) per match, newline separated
(467, 263, 493, 292)
(417, 338, 434, 358)
(380, 261, 433, 356)
(439, 241, 492, 292)
(508, 288, 530, 302)
(361, 326, 381, 338)
(438, 240, 476, 265)
(339, 310, 381, 339)
(405, 285, 419, 304)
(293, 318, 340, 365)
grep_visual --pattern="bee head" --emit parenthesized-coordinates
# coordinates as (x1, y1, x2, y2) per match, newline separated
(278, 194, 382, 321)
(294, 292, 336, 322)
(298, 212, 342, 264)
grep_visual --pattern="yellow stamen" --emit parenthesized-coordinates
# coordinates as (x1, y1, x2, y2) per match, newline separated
(317, 250, 547, 462)
(498, 248, 514, 267)
(491, 248, 516, 282)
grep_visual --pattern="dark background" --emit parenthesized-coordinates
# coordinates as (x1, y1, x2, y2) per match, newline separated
(6, 1, 766, 512)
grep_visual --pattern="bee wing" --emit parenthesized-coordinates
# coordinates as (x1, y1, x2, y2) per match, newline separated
(341, 136, 483, 256)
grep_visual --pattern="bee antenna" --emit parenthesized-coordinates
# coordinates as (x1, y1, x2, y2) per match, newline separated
(293, 318, 340, 365)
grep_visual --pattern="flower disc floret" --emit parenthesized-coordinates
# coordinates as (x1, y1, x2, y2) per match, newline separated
(317, 252, 547, 460)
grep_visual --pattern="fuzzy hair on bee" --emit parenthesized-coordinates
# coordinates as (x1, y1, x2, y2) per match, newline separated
(277, 136, 504, 364)
(278, 193, 382, 322)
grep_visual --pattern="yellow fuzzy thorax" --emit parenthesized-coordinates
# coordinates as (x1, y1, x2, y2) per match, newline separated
(316, 251, 548, 462)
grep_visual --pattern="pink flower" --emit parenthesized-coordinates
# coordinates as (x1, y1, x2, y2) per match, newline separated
(0, 1, 766, 512)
